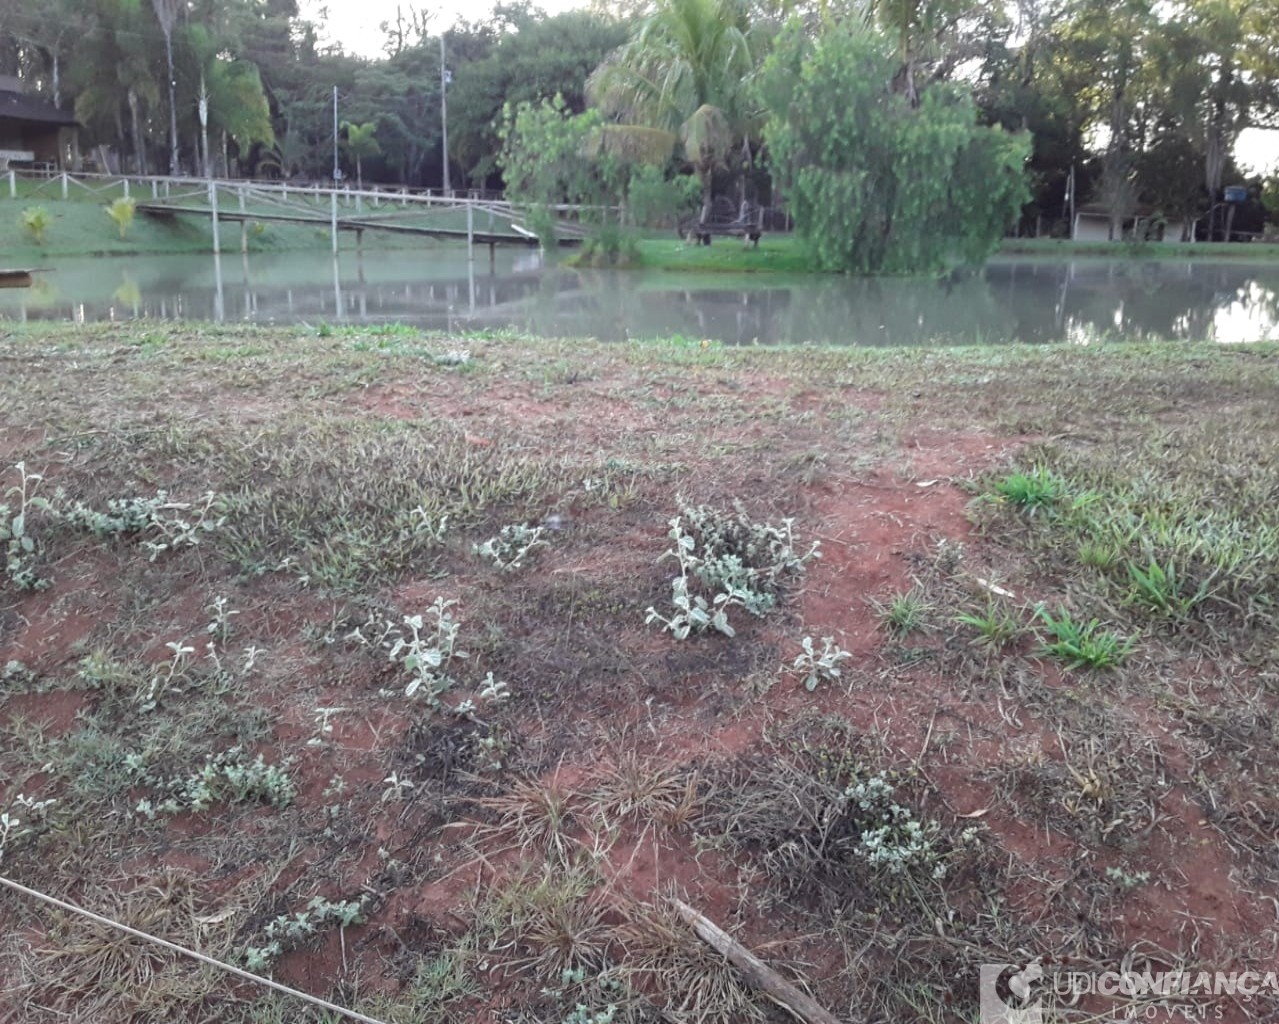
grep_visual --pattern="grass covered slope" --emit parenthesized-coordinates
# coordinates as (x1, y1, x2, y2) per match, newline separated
(0, 191, 445, 261)
(1, 325, 1278, 1023)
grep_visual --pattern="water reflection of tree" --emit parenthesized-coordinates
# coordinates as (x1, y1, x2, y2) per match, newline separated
(514, 270, 1019, 346)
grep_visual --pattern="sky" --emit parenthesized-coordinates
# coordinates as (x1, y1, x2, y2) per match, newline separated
(302, 0, 1279, 174)
(302, 0, 587, 58)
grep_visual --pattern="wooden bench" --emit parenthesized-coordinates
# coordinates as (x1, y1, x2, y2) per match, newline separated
(680, 199, 765, 247)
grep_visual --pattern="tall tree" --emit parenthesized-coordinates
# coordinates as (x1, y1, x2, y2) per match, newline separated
(151, 0, 183, 174)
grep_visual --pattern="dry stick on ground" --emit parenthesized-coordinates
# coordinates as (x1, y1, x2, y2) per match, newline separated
(672, 898, 843, 1024)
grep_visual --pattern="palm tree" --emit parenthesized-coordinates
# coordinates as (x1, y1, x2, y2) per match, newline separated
(341, 121, 382, 189)
(587, 0, 756, 221)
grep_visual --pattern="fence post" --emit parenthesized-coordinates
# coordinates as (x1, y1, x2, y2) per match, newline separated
(331, 191, 338, 255)
(467, 203, 474, 262)
(151, 179, 158, 199)
(7, 170, 13, 199)
(122, 178, 129, 199)
(61, 172, 68, 200)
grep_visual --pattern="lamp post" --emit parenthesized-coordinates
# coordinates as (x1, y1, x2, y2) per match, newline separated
(199, 78, 219, 256)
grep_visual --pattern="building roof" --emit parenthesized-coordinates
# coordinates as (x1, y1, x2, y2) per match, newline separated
(0, 88, 78, 127)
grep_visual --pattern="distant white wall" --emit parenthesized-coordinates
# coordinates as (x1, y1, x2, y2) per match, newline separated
(1073, 212, 1112, 242)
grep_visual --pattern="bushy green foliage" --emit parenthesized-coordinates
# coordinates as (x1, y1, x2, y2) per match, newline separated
(131, 745, 295, 819)
(761, 24, 1028, 274)
(626, 166, 700, 228)
(498, 96, 621, 248)
(1, 463, 53, 592)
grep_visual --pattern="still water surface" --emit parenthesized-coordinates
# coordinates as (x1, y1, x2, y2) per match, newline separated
(4, 248, 1279, 345)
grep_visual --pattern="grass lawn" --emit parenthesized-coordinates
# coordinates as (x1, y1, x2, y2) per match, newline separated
(1, 324, 1278, 1023)
(634, 233, 1279, 274)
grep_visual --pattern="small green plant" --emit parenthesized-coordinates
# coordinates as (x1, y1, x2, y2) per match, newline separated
(878, 590, 926, 637)
(646, 502, 818, 640)
(1, 462, 54, 591)
(1105, 865, 1150, 890)
(1036, 606, 1134, 669)
(132, 745, 295, 819)
(104, 196, 137, 239)
(62, 491, 224, 560)
(20, 205, 51, 244)
(793, 636, 851, 691)
(244, 894, 367, 971)
(955, 603, 1021, 648)
(0, 794, 57, 864)
(387, 599, 469, 703)
(397, 506, 449, 544)
(993, 464, 1066, 513)
(842, 772, 950, 879)
(473, 522, 547, 570)
(140, 639, 195, 710)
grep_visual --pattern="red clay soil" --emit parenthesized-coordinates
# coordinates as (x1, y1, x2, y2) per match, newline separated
(1, 391, 1274, 1023)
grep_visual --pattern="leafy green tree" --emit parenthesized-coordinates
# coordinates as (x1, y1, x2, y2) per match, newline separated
(763, 23, 1028, 273)
(499, 94, 648, 261)
(588, 0, 759, 220)
(447, 10, 630, 184)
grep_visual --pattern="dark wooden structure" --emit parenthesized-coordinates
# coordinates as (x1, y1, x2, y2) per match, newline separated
(680, 197, 765, 247)
(0, 269, 36, 288)
(0, 75, 78, 169)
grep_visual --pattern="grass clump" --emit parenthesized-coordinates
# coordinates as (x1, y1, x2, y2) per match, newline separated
(992, 464, 1066, 513)
(877, 589, 927, 637)
(1036, 605, 1133, 669)
(1125, 558, 1210, 617)
(955, 602, 1021, 649)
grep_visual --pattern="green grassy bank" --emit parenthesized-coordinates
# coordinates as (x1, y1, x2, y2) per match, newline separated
(0, 191, 442, 262)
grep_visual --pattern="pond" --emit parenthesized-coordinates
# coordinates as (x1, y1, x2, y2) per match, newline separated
(4, 247, 1279, 345)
